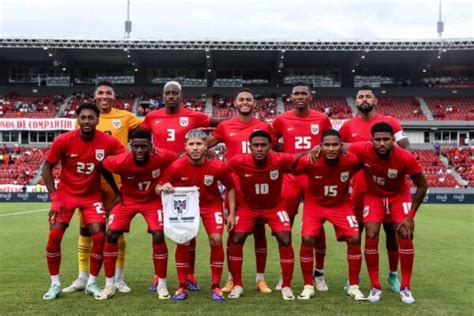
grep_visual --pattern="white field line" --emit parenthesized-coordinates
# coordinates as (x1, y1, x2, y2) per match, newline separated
(0, 208, 49, 217)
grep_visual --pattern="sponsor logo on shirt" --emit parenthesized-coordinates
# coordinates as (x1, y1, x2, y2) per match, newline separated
(112, 119, 121, 129)
(95, 149, 105, 161)
(152, 169, 161, 178)
(387, 168, 398, 179)
(204, 175, 214, 186)
(179, 117, 189, 127)
(311, 124, 319, 135)
(340, 171, 349, 182)
(269, 169, 279, 180)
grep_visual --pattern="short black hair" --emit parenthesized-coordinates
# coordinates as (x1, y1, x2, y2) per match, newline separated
(130, 129, 152, 141)
(356, 85, 375, 95)
(95, 80, 114, 90)
(76, 103, 100, 117)
(292, 82, 310, 90)
(322, 129, 341, 140)
(235, 88, 255, 98)
(371, 122, 393, 136)
(249, 130, 272, 143)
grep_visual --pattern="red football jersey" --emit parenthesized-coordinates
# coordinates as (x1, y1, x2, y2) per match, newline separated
(339, 114, 405, 143)
(141, 107, 211, 153)
(227, 152, 295, 210)
(272, 110, 332, 154)
(103, 149, 177, 205)
(46, 130, 125, 196)
(211, 117, 276, 159)
(160, 157, 234, 213)
(293, 152, 362, 206)
(348, 142, 422, 197)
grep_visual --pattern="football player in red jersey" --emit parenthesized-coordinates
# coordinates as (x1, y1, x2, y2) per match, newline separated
(272, 83, 332, 291)
(292, 129, 366, 301)
(142, 81, 224, 291)
(226, 130, 296, 301)
(157, 129, 236, 302)
(95, 129, 177, 300)
(348, 122, 427, 304)
(41, 103, 125, 300)
(207, 88, 276, 294)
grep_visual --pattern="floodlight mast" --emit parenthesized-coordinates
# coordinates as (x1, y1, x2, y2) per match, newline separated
(124, 0, 132, 39)
(437, 0, 444, 38)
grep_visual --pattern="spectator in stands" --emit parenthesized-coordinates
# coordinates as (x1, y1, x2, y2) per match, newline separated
(21, 184, 27, 193)
(35, 183, 43, 193)
(434, 143, 441, 156)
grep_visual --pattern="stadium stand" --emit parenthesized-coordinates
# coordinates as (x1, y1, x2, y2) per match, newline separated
(442, 147, 474, 187)
(282, 96, 352, 119)
(0, 146, 47, 185)
(60, 93, 135, 117)
(424, 97, 474, 120)
(0, 94, 63, 118)
(212, 94, 277, 122)
(414, 149, 459, 187)
(377, 97, 427, 121)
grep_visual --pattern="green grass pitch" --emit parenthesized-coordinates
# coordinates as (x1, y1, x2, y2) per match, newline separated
(0, 203, 473, 315)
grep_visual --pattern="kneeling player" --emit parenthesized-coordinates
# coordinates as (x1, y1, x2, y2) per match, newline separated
(226, 130, 296, 301)
(95, 130, 176, 300)
(349, 123, 428, 304)
(157, 129, 236, 302)
(292, 129, 366, 301)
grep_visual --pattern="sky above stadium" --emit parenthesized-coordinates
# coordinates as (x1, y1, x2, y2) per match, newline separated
(0, 0, 472, 40)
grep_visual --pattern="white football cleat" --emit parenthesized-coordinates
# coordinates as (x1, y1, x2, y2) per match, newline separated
(115, 280, 131, 293)
(281, 287, 295, 300)
(367, 288, 382, 303)
(157, 283, 170, 300)
(228, 285, 244, 299)
(62, 278, 87, 293)
(297, 285, 315, 300)
(275, 277, 283, 291)
(347, 285, 367, 301)
(314, 276, 329, 292)
(400, 288, 415, 304)
(95, 286, 116, 300)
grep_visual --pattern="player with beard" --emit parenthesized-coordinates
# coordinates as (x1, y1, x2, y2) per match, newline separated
(272, 83, 332, 291)
(348, 122, 427, 304)
(206, 88, 276, 294)
(339, 86, 410, 293)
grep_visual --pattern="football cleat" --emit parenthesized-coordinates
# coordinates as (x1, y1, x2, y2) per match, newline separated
(255, 280, 272, 293)
(281, 287, 295, 300)
(297, 285, 315, 300)
(115, 280, 131, 293)
(314, 276, 329, 292)
(172, 287, 189, 302)
(367, 288, 382, 303)
(347, 285, 367, 301)
(275, 277, 283, 291)
(94, 286, 116, 300)
(388, 272, 401, 293)
(222, 279, 234, 293)
(149, 275, 159, 292)
(228, 285, 244, 299)
(43, 284, 61, 301)
(85, 283, 101, 297)
(343, 277, 362, 292)
(62, 278, 87, 293)
(211, 288, 225, 302)
(157, 283, 171, 300)
(400, 288, 415, 304)
(186, 275, 201, 291)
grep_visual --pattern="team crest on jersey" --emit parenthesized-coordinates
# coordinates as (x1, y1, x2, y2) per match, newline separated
(311, 124, 319, 135)
(112, 119, 121, 129)
(340, 171, 349, 182)
(152, 169, 161, 178)
(388, 168, 398, 179)
(363, 206, 369, 218)
(204, 175, 214, 186)
(95, 149, 105, 161)
(179, 116, 189, 127)
(270, 169, 279, 180)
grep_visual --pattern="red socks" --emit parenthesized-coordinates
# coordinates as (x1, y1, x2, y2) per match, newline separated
(347, 244, 362, 286)
(364, 238, 381, 289)
(46, 228, 65, 276)
(210, 245, 224, 287)
(175, 244, 190, 287)
(153, 242, 168, 279)
(299, 244, 314, 286)
(279, 245, 294, 288)
(89, 231, 105, 277)
(399, 239, 415, 289)
(314, 227, 326, 270)
(103, 242, 118, 278)
(253, 225, 267, 274)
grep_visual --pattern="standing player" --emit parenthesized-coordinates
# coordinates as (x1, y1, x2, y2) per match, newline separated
(292, 129, 366, 301)
(157, 129, 236, 302)
(95, 130, 176, 300)
(226, 130, 296, 301)
(206, 88, 276, 294)
(348, 122, 427, 304)
(141, 81, 224, 291)
(42, 103, 125, 300)
(339, 85, 411, 292)
(272, 83, 332, 291)
(64, 81, 142, 294)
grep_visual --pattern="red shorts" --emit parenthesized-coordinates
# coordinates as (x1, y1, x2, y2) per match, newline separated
(201, 210, 224, 235)
(281, 174, 305, 217)
(55, 190, 105, 225)
(363, 190, 413, 224)
(108, 201, 164, 232)
(302, 201, 359, 241)
(234, 202, 291, 234)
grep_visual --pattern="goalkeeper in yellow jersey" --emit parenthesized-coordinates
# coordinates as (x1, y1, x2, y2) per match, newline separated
(62, 81, 142, 294)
